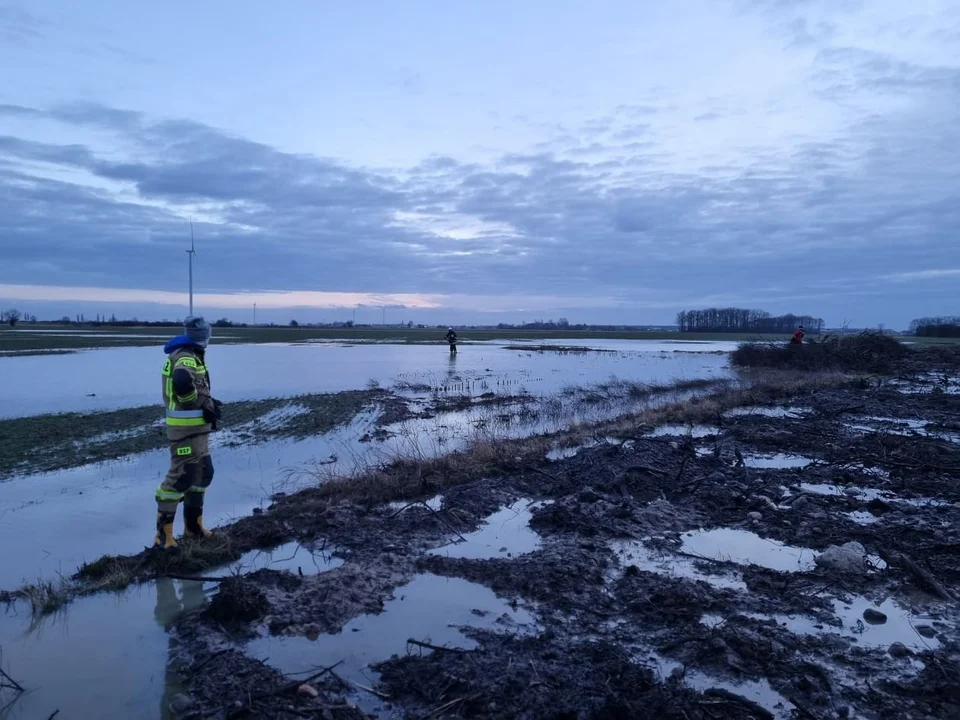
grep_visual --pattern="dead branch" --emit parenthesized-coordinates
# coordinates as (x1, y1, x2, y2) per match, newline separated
(352, 681, 390, 700)
(227, 659, 346, 714)
(388, 501, 468, 543)
(702, 688, 775, 720)
(418, 503, 468, 543)
(407, 639, 469, 654)
(885, 551, 955, 601)
(527, 466, 561, 483)
(421, 694, 480, 719)
(0, 662, 24, 693)
(192, 648, 231, 673)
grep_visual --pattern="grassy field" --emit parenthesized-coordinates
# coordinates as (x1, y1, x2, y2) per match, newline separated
(1, 324, 955, 354)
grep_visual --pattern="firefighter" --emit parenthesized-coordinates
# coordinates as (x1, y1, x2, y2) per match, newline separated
(445, 327, 458, 354)
(790, 325, 805, 345)
(154, 316, 222, 550)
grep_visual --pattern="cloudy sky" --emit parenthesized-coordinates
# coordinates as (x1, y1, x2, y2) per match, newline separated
(1, 0, 958, 327)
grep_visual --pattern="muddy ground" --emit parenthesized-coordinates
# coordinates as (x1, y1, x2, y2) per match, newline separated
(16, 354, 960, 719)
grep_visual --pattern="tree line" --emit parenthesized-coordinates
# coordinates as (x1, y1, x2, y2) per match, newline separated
(910, 317, 960, 338)
(676, 308, 824, 334)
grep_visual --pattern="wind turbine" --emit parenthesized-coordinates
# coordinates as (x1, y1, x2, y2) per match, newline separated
(187, 222, 196, 316)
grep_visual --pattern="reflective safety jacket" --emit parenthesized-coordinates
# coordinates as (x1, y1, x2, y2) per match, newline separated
(161, 335, 214, 442)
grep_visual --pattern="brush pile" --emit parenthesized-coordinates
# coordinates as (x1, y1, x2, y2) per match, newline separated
(731, 331, 909, 373)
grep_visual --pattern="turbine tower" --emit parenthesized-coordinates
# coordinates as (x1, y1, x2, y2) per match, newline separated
(187, 222, 196, 316)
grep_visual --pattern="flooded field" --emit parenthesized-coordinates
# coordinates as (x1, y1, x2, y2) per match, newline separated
(2, 339, 731, 419)
(1, 339, 958, 719)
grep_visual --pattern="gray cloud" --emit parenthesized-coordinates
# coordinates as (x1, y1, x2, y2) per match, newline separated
(0, 4, 45, 45)
(2, 11, 960, 327)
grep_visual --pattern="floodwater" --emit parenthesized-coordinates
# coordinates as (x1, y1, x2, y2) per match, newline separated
(644, 424, 719, 438)
(701, 596, 941, 652)
(0, 340, 734, 718)
(0, 413, 374, 587)
(680, 528, 818, 572)
(428, 499, 548, 560)
(723, 406, 810, 419)
(0, 541, 343, 720)
(0, 582, 205, 720)
(245, 573, 538, 716)
(741, 452, 815, 469)
(610, 539, 748, 590)
(1, 340, 733, 418)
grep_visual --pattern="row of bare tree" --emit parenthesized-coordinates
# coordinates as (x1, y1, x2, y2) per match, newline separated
(910, 316, 960, 338)
(676, 308, 824, 334)
(1, 309, 29, 327)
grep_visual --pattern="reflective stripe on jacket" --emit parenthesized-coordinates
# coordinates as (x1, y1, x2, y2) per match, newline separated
(162, 348, 213, 441)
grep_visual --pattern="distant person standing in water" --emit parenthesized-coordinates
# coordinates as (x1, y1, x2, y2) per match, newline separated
(154, 316, 223, 551)
(446, 327, 458, 354)
(790, 325, 805, 345)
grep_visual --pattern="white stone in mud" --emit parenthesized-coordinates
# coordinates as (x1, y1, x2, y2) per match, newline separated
(815, 541, 867, 574)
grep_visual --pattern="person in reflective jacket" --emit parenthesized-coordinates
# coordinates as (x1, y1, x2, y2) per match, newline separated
(445, 327, 458, 354)
(154, 316, 222, 550)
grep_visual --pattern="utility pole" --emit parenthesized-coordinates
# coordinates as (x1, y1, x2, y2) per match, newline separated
(382, 306, 386, 326)
(253, 301, 257, 326)
(187, 222, 196, 316)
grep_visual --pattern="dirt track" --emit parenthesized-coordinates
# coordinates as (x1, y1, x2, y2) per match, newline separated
(66, 355, 960, 719)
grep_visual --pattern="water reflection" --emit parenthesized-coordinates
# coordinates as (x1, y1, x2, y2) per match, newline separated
(0, 578, 208, 720)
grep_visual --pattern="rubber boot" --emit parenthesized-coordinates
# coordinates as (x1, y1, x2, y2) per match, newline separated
(153, 510, 179, 550)
(183, 492, 213, 539)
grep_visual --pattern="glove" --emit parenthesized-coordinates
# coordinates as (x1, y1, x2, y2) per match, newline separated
(202, 398, 223, 425)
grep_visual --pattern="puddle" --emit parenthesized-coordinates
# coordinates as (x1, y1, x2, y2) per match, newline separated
(891, 375, 960, 395)
(610, 540, 747, 591)
(831, 597, 942, 650)
(798, 482, 889, 501)
(645, 424, 719, 438)
(685, 671, 795, 719)
(844, 511, 881, 525)
(845, 416, 960, 443)
(723, 406, 810, 419)
(0, 580, 209, 719)
(545, 437, 633, 461)
(429, 499, 547, 560)
(741, 453, 814, 469)
(387, 495, 443, 513)
(546, 445, 584, 461)
(704, 596, 942, 652)
(631, 642, 795, 718)
(246, 573, 537, 714)
(795, 483, 947, 508)
(846, 417, 926, 437)
(223, 540, 343, 576)
(680, 528, 817, 573)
